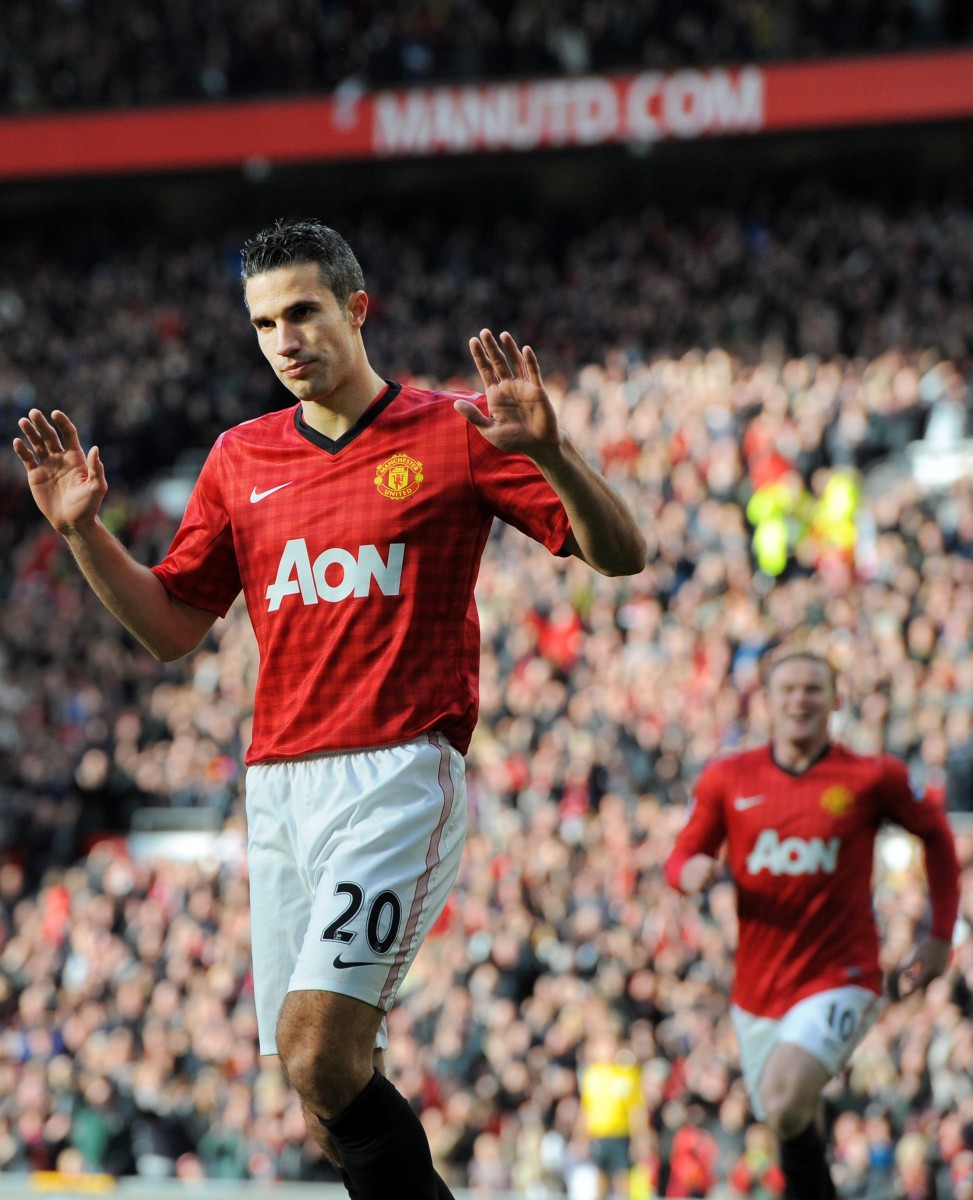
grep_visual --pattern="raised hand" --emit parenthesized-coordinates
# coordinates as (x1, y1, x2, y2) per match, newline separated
(457, 329, 561, 457)
(13, 409, 107, 534)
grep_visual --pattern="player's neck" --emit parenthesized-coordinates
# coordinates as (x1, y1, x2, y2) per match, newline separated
(300, 368, 388, 440)
(772, 735, 830, 774)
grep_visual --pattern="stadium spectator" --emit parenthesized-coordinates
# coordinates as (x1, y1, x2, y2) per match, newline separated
(577, 1019, 645, 1197)
(727, 1123, 785, 1197)
(664, 1122, 720, 1197)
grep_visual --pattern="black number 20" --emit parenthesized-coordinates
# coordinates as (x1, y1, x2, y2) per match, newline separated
(321, 882, 402, 955)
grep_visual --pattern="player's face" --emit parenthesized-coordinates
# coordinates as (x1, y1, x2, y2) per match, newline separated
(767, 658, 836, 748)
(245, 262, 366, 404)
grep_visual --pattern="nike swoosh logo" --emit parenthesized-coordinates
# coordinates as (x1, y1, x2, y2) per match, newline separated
(734, 795, 765, 810)
(333, 954, 376, 970)
(250, 482, 293, 504)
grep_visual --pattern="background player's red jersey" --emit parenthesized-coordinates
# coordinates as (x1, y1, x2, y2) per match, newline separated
(665, 745, 959, 1017)
(151, 382, 570, 762)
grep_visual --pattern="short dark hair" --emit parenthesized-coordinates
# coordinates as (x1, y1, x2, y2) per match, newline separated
(240, 218, 365, 303)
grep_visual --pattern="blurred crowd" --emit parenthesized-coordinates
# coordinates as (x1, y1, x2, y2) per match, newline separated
(0, 810, 969, 1196)
(1, 0, 972, 113)
(1, 181, 973, 1195)
(2, 182, 972, 485)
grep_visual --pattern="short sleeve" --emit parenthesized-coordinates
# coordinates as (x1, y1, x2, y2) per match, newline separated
(151, 440, 242, 617)
(463, 398, 571, 554)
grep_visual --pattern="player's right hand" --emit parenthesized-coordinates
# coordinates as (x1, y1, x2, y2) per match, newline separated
(888, 935, 952, 1000)
(461, 329, 561, 458)
(13, 409, 107, 535)
(679, 853, 723, 894)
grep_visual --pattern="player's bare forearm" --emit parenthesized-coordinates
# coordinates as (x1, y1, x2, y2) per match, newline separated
(62, 519, 216, 661)
(14, 407, 215, 660)
(531, 434, 647, 576)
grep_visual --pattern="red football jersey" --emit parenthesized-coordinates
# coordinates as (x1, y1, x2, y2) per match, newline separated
(664, 745, 959, 1017)
(151, 383, 570, 763)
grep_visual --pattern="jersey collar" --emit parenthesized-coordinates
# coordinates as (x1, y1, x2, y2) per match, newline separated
(294, 381, 402, 455)
(769, 741, 833, 778)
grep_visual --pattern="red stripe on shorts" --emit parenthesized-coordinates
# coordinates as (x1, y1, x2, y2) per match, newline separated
(379, 734, 456, 1008)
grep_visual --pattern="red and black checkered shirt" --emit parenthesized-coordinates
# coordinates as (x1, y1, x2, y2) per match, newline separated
(151, 382, 570, 762)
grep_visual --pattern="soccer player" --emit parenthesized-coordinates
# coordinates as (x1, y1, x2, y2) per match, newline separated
(13, 219, 646, 1200)
(664, 651, 960, 1200)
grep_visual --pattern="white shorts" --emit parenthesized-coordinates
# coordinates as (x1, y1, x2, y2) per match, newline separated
(731, 986, 881, 1119)
(245, 733, 467, 1055)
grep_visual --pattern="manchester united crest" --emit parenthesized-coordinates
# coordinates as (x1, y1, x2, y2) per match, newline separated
(375, 453, 424, 500)
(820, 785, 855, 816)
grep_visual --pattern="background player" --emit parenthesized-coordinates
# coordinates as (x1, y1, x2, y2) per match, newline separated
(11, 218, 647, 1200)
(664, 650, 960, 1200)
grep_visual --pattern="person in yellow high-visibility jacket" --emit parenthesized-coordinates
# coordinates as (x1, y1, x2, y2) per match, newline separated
(579, 1024, 645, 1199)
(802, 468, 860, 569)
(745, 469, 810, 578)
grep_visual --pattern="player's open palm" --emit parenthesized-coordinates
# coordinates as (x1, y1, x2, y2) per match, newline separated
(459, 329, 560, 456)
(13, 409, 107, 534)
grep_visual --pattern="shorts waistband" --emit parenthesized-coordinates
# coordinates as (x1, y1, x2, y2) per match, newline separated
(253, 732, 449, 766)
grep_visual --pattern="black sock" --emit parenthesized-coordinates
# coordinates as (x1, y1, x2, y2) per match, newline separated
(322, 1070, 455, 1200)
(335, 1166, 359, 1199)
(779, 1123, 837, 1200)
(337, 1156, 452, 1200)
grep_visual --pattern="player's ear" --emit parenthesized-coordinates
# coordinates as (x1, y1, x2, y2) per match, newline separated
(347, 289, 368, 328)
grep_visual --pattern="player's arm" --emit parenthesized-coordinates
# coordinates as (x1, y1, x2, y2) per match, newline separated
(461, 330, 646, 577)
(880, 758, 961, 997)
(664, 764, 729, 895)
(533, 439, 646, 577)
(14, 409, 217, 661)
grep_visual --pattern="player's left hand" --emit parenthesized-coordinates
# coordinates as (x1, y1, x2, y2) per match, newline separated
(458, 329, 561, 457)
(890, 935, 952, 999)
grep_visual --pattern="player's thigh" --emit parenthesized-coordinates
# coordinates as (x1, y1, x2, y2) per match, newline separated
(289, 734, 467, 1020)
(775, 986, 881, 1078)
(758, 1041, 832, 1129)
(731, 1007, 780, 1117)
(246, 761, 310, 1056)
(735, 987, 880, 1121)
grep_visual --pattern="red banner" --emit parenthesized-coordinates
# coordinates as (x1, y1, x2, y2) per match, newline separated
(0, 49, 970, 180)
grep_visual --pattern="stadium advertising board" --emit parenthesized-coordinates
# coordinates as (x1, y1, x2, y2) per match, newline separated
(0, 50, 971, 179)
